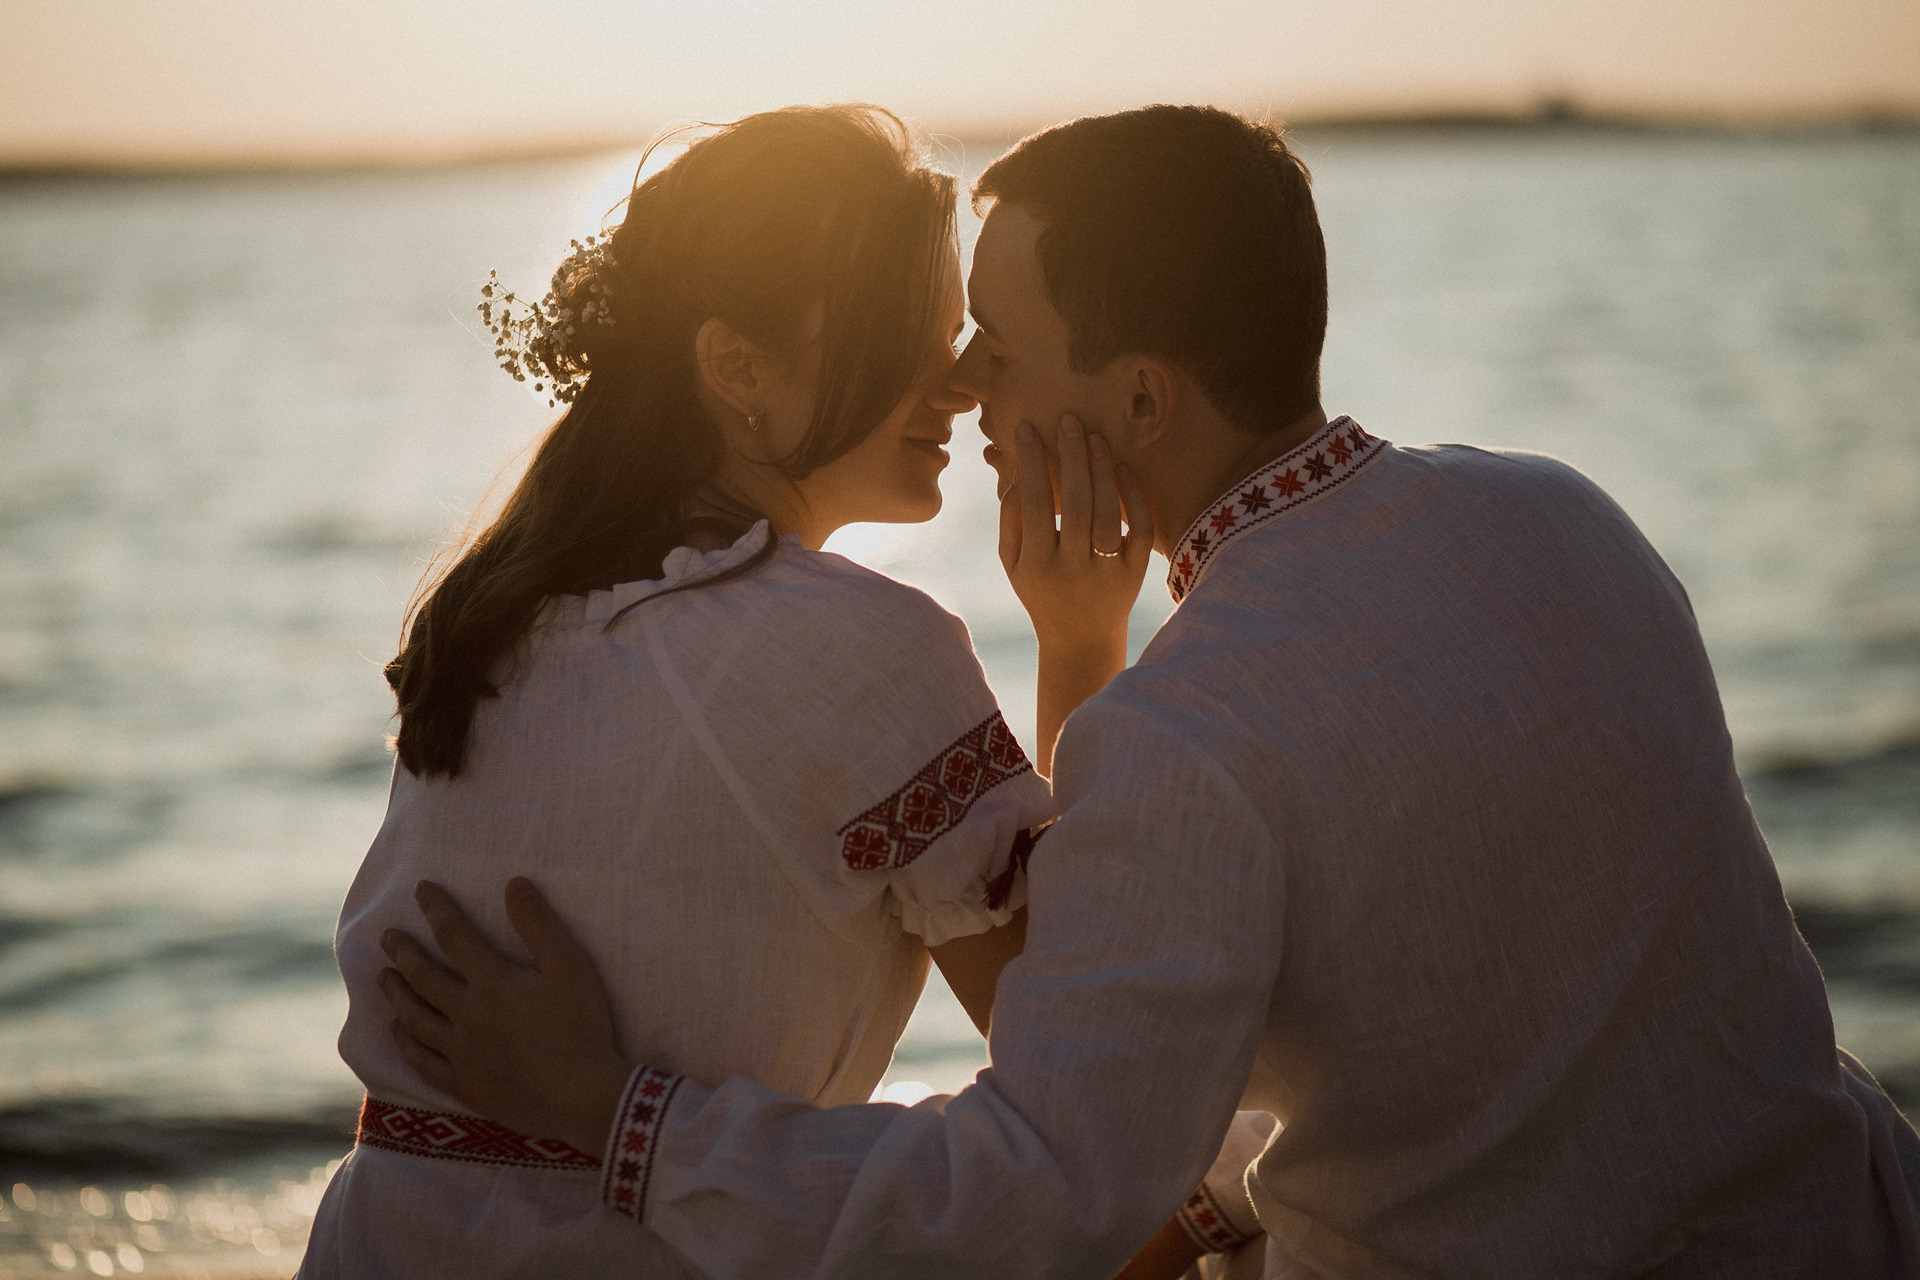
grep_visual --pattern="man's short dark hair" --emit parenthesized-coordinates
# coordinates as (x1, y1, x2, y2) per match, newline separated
(974, 105, 1327, 432)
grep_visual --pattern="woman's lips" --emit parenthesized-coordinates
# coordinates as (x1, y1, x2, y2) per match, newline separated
(905, 437, 949, 464)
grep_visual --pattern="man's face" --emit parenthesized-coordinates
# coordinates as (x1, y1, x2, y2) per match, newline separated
(949, 203, 1110, 497)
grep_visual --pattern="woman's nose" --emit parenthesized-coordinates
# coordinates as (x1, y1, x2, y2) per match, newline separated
(927, 377, 977, 414)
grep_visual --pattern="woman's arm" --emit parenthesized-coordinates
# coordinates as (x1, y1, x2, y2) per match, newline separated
(1000, 417, 1154, 778)
(983, 421, 1202, 1275)
(1112, 1219, 1207, 1280)
(928, 909, 1027, 1036)
(1036, 637, 1130, 783)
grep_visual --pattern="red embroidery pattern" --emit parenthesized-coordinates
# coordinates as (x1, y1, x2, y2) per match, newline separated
(356, 1097, 597, 1171)
(601, 1065, 685, 1224)
(839, 713, 1034, 871)
(983, 820, 1052, 912)
(1177, 1181, 1258, 1253)
(1167, 416, 1387, 603)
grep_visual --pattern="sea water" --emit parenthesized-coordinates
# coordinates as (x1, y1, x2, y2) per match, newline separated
(1, 127, 1916, 1273)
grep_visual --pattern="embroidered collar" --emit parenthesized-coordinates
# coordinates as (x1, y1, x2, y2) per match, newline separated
(1166, 416, 1387, 602)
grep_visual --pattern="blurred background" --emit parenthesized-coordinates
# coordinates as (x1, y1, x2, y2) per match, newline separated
(2, 1, 1917, 1274)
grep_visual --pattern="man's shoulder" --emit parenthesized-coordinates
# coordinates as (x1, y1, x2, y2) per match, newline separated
(1118, 439, 1664, 695)
(1389, 441, 1613, 502)
(1393, 442, 1641, 530)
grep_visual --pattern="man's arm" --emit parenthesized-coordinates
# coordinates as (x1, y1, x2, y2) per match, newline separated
(387, 887, 1253, 1280)
(923, 911, 1237, 1280)
(385, 704, 1283, 1279)
(641, 734, 1279, 1280)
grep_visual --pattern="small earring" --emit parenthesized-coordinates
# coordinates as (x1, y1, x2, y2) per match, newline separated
(746, 407, 763, 432)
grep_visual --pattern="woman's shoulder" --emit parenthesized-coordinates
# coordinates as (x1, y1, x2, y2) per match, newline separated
(579, 525, 952, 627)
(696, 528, 964, 635)
(766, 539, 962, 629)
(591, 526, 975, 677)
(746, 539, 982, 682)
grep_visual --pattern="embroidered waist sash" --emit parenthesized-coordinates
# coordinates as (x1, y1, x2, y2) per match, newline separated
(355, 1097, 598, 1172)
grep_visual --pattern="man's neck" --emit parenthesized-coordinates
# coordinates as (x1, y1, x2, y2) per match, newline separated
(1149, 406, 1328, 558)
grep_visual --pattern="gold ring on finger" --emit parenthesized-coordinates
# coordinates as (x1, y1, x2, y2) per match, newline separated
(1092, 545, 1122, 558)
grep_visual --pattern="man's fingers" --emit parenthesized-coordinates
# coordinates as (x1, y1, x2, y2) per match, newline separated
(1015, 422, 1055, 561)
(381, 927, 468, 1013)
(1116, 463, 1157, 568)
(1088, 433, 1124, 555)
(392, 1021, 459, 1094)
(415, 880, 511, 982)
(379, 967, 457, 1054)
(1055, 414, 1093, 553)
(504, 877, 593, 978)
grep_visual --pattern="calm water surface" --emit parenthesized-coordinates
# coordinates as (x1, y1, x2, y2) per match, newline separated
(0, 126, 1916, 1269)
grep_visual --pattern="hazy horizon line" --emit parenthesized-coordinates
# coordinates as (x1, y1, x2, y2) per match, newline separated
(5, 100, 1917, 179)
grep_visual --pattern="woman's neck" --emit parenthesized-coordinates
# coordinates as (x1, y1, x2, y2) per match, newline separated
(697, 467, 838, 550)
(687, 484, 833, 552)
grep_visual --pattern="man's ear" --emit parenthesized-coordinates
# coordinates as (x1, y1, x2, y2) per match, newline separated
(694, 317, 762, 417)
(1120, 359, 1178, 449)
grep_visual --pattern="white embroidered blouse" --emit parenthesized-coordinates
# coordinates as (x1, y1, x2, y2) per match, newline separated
(300, 528, 1056, 1279)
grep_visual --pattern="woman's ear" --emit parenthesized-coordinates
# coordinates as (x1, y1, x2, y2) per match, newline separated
(1120, 359, 1178, 450)
(694, 317, 763, 418)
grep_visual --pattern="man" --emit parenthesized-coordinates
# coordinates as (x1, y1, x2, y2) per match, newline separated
(381, 106, 1920, 1277)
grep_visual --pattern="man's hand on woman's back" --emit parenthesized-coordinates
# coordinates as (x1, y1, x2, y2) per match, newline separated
(380, 878, 632, 1157)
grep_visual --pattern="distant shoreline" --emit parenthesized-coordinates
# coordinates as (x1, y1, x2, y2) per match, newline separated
(4, 105, 1917, 179)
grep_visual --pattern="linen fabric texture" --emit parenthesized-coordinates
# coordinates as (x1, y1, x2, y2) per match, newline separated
(605, 420, 1920, 1279)
(301, 529, 1055, 1279)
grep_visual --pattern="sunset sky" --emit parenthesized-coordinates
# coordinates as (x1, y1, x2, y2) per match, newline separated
(3, 0, 1917, 166)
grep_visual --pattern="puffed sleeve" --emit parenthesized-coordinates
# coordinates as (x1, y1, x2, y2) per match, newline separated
(632, 541, 1055, 946)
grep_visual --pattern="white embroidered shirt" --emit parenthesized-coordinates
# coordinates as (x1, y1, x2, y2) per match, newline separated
(598, 419, 1920, 1279)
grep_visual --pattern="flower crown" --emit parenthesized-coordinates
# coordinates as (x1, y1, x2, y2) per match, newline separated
(479, 233, 616, 408)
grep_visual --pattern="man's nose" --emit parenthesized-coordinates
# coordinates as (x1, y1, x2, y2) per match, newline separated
(948, 333, 989, 406)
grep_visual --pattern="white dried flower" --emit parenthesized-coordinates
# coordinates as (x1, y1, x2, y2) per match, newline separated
(478, 234, 616, 408)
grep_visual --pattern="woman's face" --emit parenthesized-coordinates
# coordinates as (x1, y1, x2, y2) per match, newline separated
(788, 249, 974, 532)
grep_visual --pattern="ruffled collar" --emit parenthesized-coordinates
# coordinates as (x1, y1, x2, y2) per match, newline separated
(583, 520, 789, 625)
(1166, 416, 1387, 603)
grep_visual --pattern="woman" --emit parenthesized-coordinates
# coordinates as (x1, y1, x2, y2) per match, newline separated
(300, 105, 1062, 1278)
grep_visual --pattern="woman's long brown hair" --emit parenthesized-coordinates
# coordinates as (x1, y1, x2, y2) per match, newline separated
(386, 105, 957, 778)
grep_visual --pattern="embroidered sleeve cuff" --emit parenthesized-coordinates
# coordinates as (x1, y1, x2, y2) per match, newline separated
(1176, 1182, 1261, 1254)
(600, 1064, 686, 1225)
